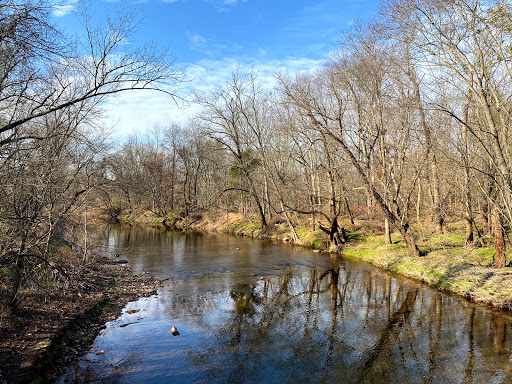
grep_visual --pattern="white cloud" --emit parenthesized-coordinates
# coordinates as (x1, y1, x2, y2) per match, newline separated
(52, 0, 78, 16)
(104, 90, 196, 138)
(186, 33, 244, 58)
(102, 55, 323, 136)
(208, 0, 247, 12)
(188, 33, 209, 50)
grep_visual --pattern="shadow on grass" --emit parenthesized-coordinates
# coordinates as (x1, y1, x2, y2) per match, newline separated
(346, 231, 365, 242)
(431, 262, 505, 299)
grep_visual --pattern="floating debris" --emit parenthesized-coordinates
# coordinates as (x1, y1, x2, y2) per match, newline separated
(170, 326, 180, 336)
(119, 322, 139, 328)
(96, 350, 105, 355)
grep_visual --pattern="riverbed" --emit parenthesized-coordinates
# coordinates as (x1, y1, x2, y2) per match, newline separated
(59, 225, 512, 383)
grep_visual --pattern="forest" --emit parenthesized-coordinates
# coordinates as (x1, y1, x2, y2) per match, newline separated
(103, 0, 512, 261)
(2, 0, 512, 329)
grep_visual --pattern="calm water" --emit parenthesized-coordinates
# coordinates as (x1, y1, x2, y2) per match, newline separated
(60, 225, 512, 383)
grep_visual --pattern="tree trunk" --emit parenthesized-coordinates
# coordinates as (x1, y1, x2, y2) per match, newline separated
(416, 178, 422, 224)
(482, 201, 490, 236)
(335, 135, 421, 257)
(319, 216, 346, 252)
(252, 188, 268, 233)
(264, 176, 272, 219)
(243, 169, 268, 233)
(345, 195, 355, 226)
(322, 135, 337, 219)
(431, 159, 444, 234)
(492, 208, 505, 268)
(464, 212, 474, 245)
(400, 224, 421, 258)
(284, 211, 300, 243)
(408, 63, 444, 234)
(384, 218, 391, 245)
(309, 170, 316, 231)
(462, 93, 474, 246)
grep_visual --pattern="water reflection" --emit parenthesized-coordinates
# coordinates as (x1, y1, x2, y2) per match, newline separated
(61, 226, 512, 383)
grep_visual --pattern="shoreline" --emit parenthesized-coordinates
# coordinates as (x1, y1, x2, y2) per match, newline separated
(0, 257, 160, 384)
(3, 210, 508, 382)
(136, 211, 512, 312)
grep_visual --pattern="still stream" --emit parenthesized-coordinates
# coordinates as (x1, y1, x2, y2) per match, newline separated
(59, 225, 512, 383)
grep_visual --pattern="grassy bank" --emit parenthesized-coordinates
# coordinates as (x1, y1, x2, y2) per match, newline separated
(162, 211, 511, 311)
(0, 253, 159, 384)
(112, 209, 512, 310)
(342, 234, 512, 310)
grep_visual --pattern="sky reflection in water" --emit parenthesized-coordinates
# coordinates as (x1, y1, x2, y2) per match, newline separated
(60, 226, 512, 383)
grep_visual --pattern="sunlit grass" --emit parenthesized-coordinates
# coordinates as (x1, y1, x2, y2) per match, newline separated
(294, 228, 328, 248)
(340, 225, 512, 310)
(118, 211, 512, 310)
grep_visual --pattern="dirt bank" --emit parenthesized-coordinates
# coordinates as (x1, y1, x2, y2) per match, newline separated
(0, 257, 159, 384)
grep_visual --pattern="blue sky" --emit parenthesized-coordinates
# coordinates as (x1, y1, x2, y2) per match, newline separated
(53, 0, 380, 136)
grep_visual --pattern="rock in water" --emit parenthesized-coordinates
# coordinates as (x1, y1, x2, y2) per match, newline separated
(170, 326, 180, 336)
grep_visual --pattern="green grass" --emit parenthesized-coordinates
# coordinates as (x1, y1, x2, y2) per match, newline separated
(148, 217, 164, 227)
(293, 228, 329, 248)
(0, 266, 16, 278)
(165, 210, 182, 222)
(340, 228, 512, 310)
(118, 214, 131, 223)
(223, 219, 262, 237)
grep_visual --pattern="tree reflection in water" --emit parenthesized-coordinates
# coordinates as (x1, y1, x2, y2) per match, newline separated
(166, 264, 512, 383)
(61, 227, 512, 383)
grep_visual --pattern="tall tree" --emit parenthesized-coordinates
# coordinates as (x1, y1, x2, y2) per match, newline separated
(195, 71, 269, 232)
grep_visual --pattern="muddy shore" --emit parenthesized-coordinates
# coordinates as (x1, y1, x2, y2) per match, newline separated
(0, 257, 159, 384)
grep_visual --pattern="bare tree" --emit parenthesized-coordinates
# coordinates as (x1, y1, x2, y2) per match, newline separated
(0, 0, 183, 308)
(194, 70, 269, 232)
(0, 1, 182, 148)
(385, 0, 512, 222)
(278, 36, 423, 256)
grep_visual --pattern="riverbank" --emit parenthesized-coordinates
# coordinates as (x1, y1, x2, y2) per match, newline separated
(117, 209, 512, 311)
(0, 255, 159, 384)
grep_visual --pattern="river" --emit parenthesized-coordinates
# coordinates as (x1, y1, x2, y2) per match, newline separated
(59, 225, 512, 383)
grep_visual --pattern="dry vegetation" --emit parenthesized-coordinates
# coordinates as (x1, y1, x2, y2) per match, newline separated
(4, 0, 512, 380)
(0, 245, 159, 384)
